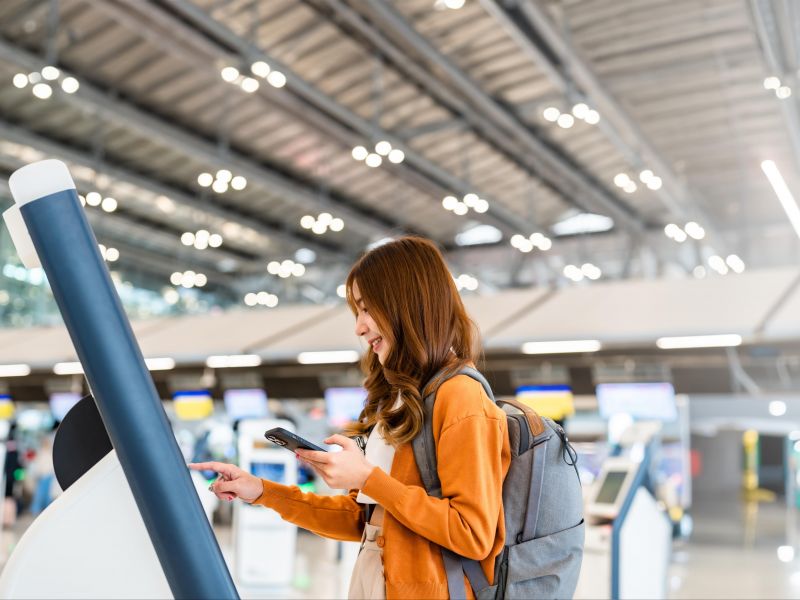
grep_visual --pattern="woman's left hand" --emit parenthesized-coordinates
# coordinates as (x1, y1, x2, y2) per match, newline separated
(296, 434, 375, 490)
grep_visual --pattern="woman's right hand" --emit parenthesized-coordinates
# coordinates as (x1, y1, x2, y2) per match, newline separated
(189, 461, 263, 504)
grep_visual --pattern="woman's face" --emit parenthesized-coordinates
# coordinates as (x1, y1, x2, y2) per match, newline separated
(352, 281, 390, 365)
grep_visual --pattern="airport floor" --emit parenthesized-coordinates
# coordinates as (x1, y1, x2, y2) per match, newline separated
(0, 495, 797, 598)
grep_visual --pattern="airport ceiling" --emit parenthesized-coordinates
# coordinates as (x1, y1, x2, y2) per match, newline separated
(0, 0, 798, 305)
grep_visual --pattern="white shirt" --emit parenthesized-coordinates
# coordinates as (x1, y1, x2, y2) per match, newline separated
(356, 394, 401, 504)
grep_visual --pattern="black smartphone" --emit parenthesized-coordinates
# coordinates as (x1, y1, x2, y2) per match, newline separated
(264, 427, 327, 453)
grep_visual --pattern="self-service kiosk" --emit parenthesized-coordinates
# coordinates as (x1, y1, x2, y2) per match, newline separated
(574, 436, 672, 599)
(234, 418, 298, 589)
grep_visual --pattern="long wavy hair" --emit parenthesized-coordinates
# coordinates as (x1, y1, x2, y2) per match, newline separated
(344, 236, 479, 446)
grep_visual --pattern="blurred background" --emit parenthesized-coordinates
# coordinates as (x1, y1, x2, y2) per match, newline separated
(1, 0, 800, 598)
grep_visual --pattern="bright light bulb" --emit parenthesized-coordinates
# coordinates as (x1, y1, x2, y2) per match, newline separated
(646, 176, 663, 190)
(337, 284, 346, 298)
(584, 109, 600, 124)
(32, 83, 52, 99)
(463, 192, 479, 207)
(614, 173, 630, 187)
(557, 113, 575, 128)
(12, 73, 27, 88)
(105, 247, 119, 262)
(453, 203, 468, 216)
(639, 169, 654, 183)
(543, 107, 560, 122)
(221, 66, 240, 82)
(572, 102, 589, 119)
(194, 237, 208, 250)
(764, 76, 781, 90)
(352, 145, 368, 161)
(101, 197, 117, 212)
(244, 293, 257, 306)
(267, 70, 286, 88)
(777, 86, 793, 99)
(257, 292, 269, 304)
(442, 195, 458, 210)
(41, 65, 60, 80)
(292, 263, 306, 277)
(208, 234, 223, 248)
(216, 169, 232, 182)
(251, 61, 270, 78)
(212, 179, 228, 193)
(388, 148, 405, 163)
(195, 274, 207, 287)
(693, 265, 706, 278)
(673, 229, 687, 242)
(519, 240, 533, 253)
(300, 215, 315, 229)
(177, 232, 193, 247)
(708, 255, 728, 274)
(664, 223, 680, 238)
(267, 261, 280, 275)
(197, 172, 213, 187)
(684, 221, 705, 240)
(240, 77, 259, 93)
(444, 0, 466, 7)
(170, 272, 183, 286)
(28, 72, 41, 84)
(510, 234, 525, 248)
(474, 198, 489, 213)
(375, 140, 392, 156)
(539, 238, 552, 251)
(312, 221, 327, 235)
(623, 180, 637, 193)
(231, 175, 247, 190)
(318, 212, 332, 225)
(86, 192, 102, 206)
(365, 153, 382, 167)
(265, 294, 279, 308)
(726, 254, 746, 273)
(330, 218, 344, 232)
(61, 77, 79, 94)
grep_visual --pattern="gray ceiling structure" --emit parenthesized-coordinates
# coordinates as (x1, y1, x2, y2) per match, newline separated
(0, 0, 798, 304)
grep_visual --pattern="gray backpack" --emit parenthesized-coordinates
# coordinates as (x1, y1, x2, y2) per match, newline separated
(413, 367, 585, 599)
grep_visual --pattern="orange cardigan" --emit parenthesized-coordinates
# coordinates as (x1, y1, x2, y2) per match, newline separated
(253, 374, 511, 599)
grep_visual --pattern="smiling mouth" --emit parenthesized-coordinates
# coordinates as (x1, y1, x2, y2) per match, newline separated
(368, 337, 383, 351)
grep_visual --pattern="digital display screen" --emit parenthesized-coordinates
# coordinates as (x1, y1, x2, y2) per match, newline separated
(516, 385, 574, 420)
(49, 392, 81, 421)
(172, 390, 213, 421)
(223, 388, 269, 420)
(595, 470, 628, 504)
(250, 462, 286, 484)
(324, 387, 367, 427)
(596, 382, 677, 421)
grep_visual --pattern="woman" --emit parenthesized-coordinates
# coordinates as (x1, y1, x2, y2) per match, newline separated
(191, 236, 510, 599)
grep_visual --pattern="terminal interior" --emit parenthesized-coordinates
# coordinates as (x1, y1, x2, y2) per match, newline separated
(1, 0, 800, 598)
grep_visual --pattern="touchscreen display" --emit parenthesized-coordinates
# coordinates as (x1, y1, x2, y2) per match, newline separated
(595, 470, 628, 504)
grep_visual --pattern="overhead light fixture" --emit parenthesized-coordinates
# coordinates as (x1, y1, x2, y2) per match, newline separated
(297, 350, 360, 364)
(455, 224, 502, 246)
(761, 160, 800, 239)
(454, 273, 479, 291)
(206, 354, 262, 368)
(144, 357, 176, 371)
(53, 361, 83, 375)
(521, 340, 602, 354)
(656, 334, 742, 349)
(0, 364, 31, 377)
(551, 212, 614, 236)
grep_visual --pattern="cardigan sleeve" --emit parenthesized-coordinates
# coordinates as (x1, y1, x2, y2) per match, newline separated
(360, 409, 508, 560)
(251, 480, 365, 542)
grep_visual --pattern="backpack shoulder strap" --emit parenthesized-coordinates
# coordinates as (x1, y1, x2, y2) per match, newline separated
(412, 366, 493, 497)
(411, 367, 494, 600)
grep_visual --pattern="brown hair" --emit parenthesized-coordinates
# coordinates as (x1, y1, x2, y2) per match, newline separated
(344, 236, 479, 446)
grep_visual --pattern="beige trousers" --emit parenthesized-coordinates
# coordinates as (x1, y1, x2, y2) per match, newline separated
(348, 506, 386, 600)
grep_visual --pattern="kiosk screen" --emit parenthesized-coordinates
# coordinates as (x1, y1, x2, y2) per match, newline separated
(223, 388, 269, 420)
(595, 470, 628, 504)
(324, 387, 367, 427)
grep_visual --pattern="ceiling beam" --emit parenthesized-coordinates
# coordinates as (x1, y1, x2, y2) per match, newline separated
(0, 34, 394, 242)
(0, 118, 352, 263)
(339, 0, 646, 236)
(129, 0, 538, 237)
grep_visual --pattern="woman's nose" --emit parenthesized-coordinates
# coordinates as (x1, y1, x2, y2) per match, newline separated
(354, 315, 367, 336)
